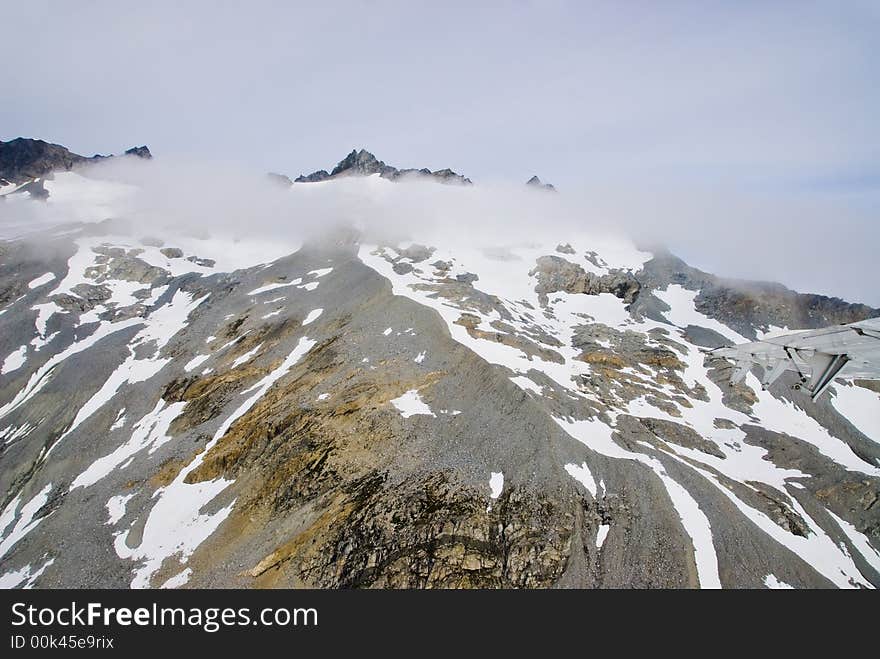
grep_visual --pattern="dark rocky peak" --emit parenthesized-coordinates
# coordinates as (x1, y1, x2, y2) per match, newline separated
(330, 149, 396, 178)
(526, 175, 556, 191)
(0, 137, 153, 187)
(294, 148, 472, 186)
(0, 138, 86, 184)
(294, 170, 330, 183)
(425, 168, 472, 185)
(124, 145, 152, 159)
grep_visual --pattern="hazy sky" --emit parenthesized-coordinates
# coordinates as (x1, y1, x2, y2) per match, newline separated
(2, 1, 879, 303)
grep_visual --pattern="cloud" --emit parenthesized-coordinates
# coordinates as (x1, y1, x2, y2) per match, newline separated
(3, 155, 877, 306)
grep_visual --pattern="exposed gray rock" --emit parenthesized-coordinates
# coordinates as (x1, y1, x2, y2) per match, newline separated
(0, 138, 152, 187)
(187, 255, 216, 268)
(526, 175, 556, 191)
(293, 149, 473, 186)
(530, 255, 640, 306)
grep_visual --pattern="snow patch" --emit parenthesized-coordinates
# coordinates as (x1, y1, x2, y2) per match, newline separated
(564, 462, 597, 497)
(302, 308, 323, 325)
(489, 472, 504, 499)
(28, 272, 56, 289)
(763, 574, 795, 589)
(106, 493, 135, 525)
(1, 345, 27, 375)
(390, 389, 435, 418)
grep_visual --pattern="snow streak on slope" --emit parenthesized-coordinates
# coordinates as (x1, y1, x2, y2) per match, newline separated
(831, 383, 880, 448)
(113, 336, 316, 588)
(360, 237, 880, 588)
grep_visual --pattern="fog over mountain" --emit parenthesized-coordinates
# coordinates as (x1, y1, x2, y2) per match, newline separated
(0, 2, 878, 591)
(2, 1, 878, 304)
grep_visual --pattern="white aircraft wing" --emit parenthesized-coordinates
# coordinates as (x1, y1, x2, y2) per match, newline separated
(707, 317, 880, 401)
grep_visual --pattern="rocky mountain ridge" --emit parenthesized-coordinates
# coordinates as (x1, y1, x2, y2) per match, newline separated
(0, 138, 152, 189)
(0, 145, 878, 590)
(292, 148, 473, 186)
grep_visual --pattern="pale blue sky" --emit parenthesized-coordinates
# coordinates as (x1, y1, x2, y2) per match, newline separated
(2, 1, 878, 303)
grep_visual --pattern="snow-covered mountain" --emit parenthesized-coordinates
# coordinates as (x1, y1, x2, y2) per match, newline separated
(0, 141, 878, 589)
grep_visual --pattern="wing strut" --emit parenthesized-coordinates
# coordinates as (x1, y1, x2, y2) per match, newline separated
(808, 353, 850, 401)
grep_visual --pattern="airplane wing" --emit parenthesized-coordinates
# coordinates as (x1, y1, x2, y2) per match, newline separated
(707, 317, 880, 401)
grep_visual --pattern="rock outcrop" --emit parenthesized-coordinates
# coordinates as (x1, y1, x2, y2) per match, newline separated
(530, 255, 641, 306)
(294, 149, 472, 186)
(526, 175, 556, 191)
(0, 138, 152, 187)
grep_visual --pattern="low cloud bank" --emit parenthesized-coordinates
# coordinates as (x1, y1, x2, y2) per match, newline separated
(2, 155, 877, 306)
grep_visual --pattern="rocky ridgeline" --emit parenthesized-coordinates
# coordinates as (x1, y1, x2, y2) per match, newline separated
(526, 175, 556, 191)
(1, 140, 879, 590)
(634, 250, 879, 339)
(0, 138, 151, 189)
(291, 148, 473, 185)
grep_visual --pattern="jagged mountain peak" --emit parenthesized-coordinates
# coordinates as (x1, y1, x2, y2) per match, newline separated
(294, 148, 472, 186)
(330, 148, 394, 177)
(0, 137, 152, 187)
(0, 138, 879, 591)
(527, 175, 556, 191)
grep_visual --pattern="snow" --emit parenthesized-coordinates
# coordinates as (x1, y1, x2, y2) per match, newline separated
(489, 472, 504, 499)
(160, 568, 192, 589)
(247, 279, 301, 295)
(826, 508, 880, 575)
(262, 309, 283, 319)
(317, 393, 330, 401)
(106, 493, 136, 525)
(564, 462, 597, 497)
(1, 422, 38, 445)
(297, 282, 319, 291)
(27, 272, 56, 289)
(654, 285, 748, 344)
(510, 375, 542, 394)
(32, 302, 62, 338)
(231, 343, 262, 368)
(558, 416, 722, 588)
(308, 267, 333, 278)
(184, 354, 210, 372)
(596, 524, 610, 549)
(71, 400, 186, 490)
(383, 327, 393, 336)
(302, 308, 323, 325)
(0, 557, 55, 589)
(1, 345, 27, 374)
(114, 336, 317, 588)
(0, 484, 53, 559)
(763, 574, 795, 589)
(749, 379, 880, 476)
(110, 408, 126, 430)
(830, 383, 880, 445)
(359, 236, 880, 587)
(414, 351, 426, 364)
(390, 389, 435, 418)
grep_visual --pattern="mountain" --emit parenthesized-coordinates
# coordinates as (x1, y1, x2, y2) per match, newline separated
(293, 148, 472, 185)
(0, 138, 151, 188)
(526, 175, 556, 191)
(0, 142, 878, 589)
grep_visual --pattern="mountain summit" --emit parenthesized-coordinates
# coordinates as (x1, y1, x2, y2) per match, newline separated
(294, 148, 472, 185)
(0, 137, 878, 590)
(526, 175, 556, 191)
(0, 137, 151, 187)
